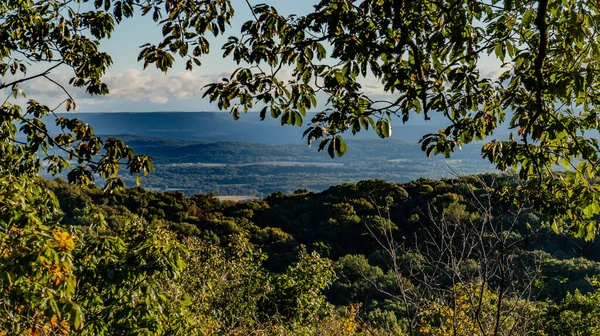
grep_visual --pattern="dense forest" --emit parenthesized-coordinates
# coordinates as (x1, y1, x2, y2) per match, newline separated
(14, 174, 599, 335)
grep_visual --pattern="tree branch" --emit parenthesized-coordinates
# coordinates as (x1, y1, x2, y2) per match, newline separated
(526, 0, 549, 137)
(244, 0, 259, 21)
(0, 62, 65, 90)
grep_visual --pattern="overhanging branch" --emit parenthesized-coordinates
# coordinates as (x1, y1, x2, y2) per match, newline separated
(0, 61, 65, 90)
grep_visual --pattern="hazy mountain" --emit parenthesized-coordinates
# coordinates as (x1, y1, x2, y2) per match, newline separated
(47, 111, 505, 144)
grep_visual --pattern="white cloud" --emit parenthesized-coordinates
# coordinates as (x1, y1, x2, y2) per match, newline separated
(362, 83, 389, 96)
(150, 95, 169, 104)
(100, 69, 226, 104)
(3, 68, 229, 111)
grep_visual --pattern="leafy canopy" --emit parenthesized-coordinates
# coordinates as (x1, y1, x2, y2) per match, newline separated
(0, 0, 234, 334)
(203, 0, 600, 239)
(2, 0, 600, 237)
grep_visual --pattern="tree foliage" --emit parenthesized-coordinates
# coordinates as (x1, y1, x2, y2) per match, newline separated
(20, 176, 600, 335)
(202, 0, 600, 238)
(5, 0, 600, 334)
(1, 0, 234, 190)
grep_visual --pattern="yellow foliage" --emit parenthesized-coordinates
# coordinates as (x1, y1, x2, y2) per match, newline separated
(59, 321, 70, 335)
(418, 282, 493, 336)
(416, 281, 542, 336)
(54, 230, 75, 251)
(312, 304, 371, 336)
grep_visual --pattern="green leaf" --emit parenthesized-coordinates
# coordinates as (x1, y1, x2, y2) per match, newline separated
(494, 43, 504, 61)
(327, 138, 335, 158)
(335, 136, 347, 156)
(523, 8, 534, 25)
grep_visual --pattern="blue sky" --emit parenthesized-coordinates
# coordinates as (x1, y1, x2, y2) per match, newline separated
(8, 1, 320, 112)
(9, 1, 501, 113)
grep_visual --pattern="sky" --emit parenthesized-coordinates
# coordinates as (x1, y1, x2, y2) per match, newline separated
(6, 0, 502, 113)
(3, 0, 320, 112)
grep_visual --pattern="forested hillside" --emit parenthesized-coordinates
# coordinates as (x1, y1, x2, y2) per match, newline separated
(33, 175, 600, 335)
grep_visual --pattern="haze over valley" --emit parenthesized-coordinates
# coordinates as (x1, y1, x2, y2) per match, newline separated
(46, 112, 497, 197)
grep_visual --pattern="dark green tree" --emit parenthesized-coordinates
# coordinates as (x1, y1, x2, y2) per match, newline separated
(0, 1, 232, 334)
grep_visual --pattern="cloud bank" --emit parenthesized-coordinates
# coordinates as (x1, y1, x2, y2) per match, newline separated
(3, 68, 228, 112)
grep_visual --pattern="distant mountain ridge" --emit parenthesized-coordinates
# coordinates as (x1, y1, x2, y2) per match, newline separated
(48, 111, 468, 144)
